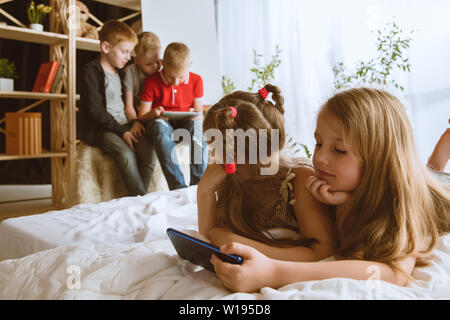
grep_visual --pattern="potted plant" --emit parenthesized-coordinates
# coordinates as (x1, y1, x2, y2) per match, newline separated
(27, 1, 52, 32)
(0, 58, 18, 91)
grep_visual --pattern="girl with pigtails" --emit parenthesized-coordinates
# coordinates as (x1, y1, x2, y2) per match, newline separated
(197, 84, 335, 262)
(205, 87, 449, 292)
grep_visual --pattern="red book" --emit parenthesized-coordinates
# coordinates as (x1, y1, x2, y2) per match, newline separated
(32, 61, 60, 93)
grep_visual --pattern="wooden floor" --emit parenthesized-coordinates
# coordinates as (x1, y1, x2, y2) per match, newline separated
(0, 184, 53, 220)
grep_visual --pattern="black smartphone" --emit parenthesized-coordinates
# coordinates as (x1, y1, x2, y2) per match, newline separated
(166, 228, 243, 272)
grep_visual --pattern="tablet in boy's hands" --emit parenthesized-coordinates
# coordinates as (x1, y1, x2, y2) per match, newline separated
(161, 111, 200, 120)
(167, 228, 243, 272)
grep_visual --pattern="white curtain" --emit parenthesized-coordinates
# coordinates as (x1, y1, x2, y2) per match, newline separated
(217, 0, 450, 171)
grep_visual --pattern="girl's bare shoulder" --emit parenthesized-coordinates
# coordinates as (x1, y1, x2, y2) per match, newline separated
(291, 163, 315, 183)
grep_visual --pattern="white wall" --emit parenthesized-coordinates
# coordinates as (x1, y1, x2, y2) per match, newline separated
(217, 0, 450, 171)
(141, 0, 222, 105)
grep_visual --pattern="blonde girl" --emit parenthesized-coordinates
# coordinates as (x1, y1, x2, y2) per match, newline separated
(198, 84, 335, 262)
(210, 87, 450, 292)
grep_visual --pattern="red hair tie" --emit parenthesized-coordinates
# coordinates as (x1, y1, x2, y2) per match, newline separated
(225, 162, 236, 174)
(229, 106, 237, 118)
(258, 87, 269, 99)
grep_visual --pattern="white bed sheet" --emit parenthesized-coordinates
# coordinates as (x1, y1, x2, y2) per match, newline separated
(0, 186, 198, 261)
(0, 185, 449, 299)
(0, 233, 448, 299)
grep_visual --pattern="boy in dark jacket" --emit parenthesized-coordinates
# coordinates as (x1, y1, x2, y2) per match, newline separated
(78, 20, 155, 196)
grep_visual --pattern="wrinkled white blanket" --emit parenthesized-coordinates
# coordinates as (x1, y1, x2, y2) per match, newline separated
(0, 186, 449, 299)
(0, 234, 449, 299)
(0, 187, 199, 261)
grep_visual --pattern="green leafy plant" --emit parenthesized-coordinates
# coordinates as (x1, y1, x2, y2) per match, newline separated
(284, 137, 313, 159)
(0, 58, 18, 79)
(221, 45, 282, 95)
(300, 143, 312, 159)
(221, 76, 236, 96)
(27, 1, 52, 24)
(248, 45, 282, 91)
(219, 47, 313, 159)
(332, 21, 413, 91)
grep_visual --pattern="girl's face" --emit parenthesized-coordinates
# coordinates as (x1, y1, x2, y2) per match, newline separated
(312, 108, 363, 192)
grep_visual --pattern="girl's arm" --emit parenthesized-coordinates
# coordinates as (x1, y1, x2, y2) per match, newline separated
(209, 166, 335, 261)
(197, 163, 227, 238)
(209, 227, 328, 262)
(211, 242, 416, 293)
(290, 165, 335, 259)
(427, 124, 450, 172)
(271, 256, 415, 288)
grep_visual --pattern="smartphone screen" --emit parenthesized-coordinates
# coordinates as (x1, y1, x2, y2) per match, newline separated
(167, 228, 243, 272)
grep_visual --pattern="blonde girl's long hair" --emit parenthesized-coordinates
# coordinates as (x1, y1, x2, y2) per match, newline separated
(324, 88, 450, 270)
(203, 84, 317, 247)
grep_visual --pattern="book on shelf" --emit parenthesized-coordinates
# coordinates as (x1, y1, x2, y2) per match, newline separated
(32, 61, 60, 93)
(50, 63, 64, 93)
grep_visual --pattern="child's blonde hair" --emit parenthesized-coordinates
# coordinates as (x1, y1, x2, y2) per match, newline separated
(203, 85, 317, 247)
(163, 42, 190, 71)
(322, 88, 450, 271)
(99, 20, 138, 47)
(135, 31, 161, 57)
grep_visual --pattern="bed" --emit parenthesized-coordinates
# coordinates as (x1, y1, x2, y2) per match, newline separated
(0, 186, 199, 261)
(0, 185, 449, 299)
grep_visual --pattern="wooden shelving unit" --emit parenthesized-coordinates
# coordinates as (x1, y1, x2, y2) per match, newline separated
(0, 0, 141, 212)
(0, 149, 67, 161)
(0, 0, 79, 209)
(93, 0, 140, 11)
(0, 24, 100, 52)
(75, 36, 100, 52)
(0, 90, 79, 100)
(0, 23, 67, 45)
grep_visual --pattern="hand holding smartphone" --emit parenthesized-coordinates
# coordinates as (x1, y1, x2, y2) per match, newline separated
(167, 228, 243, 272)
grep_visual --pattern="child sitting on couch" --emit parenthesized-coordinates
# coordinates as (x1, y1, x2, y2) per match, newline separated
(138, 42, 208, 190)
(123, 31, 162, 140)
(77, 20, 155, 196)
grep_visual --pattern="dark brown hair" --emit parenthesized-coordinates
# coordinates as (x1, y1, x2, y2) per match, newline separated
(203, 84, 316, 247)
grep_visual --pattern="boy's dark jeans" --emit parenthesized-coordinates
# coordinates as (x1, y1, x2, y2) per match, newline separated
(97, 124, 156, 196)
(146, 118, 208, 190)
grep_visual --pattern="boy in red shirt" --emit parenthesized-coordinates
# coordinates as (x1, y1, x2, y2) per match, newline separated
(138, 42, 207, 190)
